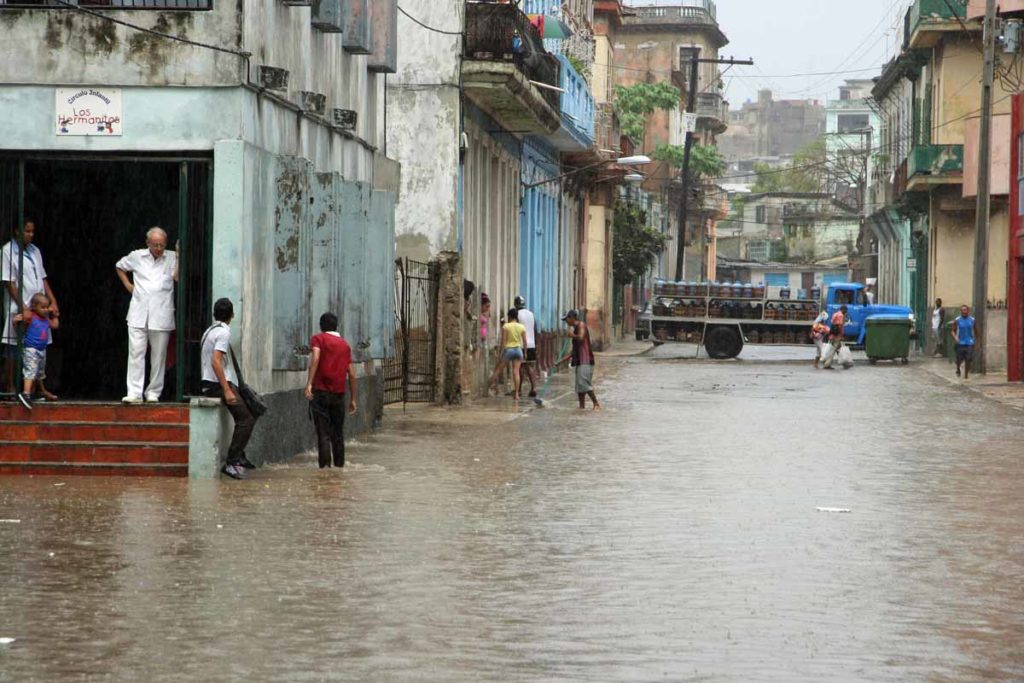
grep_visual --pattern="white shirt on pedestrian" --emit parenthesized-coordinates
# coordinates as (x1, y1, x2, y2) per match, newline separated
(517, 308, 536, 349)
(116, 248, 176, 331)
(1, 240, 48, 345)
(201, 323, 238, 385)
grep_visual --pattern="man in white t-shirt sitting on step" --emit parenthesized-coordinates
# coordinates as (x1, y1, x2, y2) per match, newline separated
(514, 295, 538, 398)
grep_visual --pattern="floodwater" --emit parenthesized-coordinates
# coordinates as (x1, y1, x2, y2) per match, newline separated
(2, 350, 1023, 681)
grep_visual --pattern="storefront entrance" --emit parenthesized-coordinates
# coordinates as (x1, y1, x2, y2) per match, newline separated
(0, 154, 212, 401)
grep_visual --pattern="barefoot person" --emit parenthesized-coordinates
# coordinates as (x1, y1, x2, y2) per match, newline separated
(559, 309, 600, 411)
(488, 307, 526, 400)
(116, 227, 178, 403)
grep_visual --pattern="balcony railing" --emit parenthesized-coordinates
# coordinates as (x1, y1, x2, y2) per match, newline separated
(907, 143, 963, 180)
(628, 1, 716, 22)
(464, 3, 561, 111)
(0, 0, 211, 7)
(696, 92, 724, 119)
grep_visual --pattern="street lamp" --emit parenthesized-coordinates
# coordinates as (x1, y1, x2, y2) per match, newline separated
(522, 155, 651, 189)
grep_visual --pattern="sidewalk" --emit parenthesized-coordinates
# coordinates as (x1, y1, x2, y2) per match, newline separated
(917, 357, 1024, 411)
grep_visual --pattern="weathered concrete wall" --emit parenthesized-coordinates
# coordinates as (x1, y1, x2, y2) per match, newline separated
(387, 0, 462, 261)
(930, 193, 1009, 312)
(0, 5, 242, 85)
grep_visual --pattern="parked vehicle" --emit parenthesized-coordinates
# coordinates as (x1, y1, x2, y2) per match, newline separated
(636, 281, 915, 360)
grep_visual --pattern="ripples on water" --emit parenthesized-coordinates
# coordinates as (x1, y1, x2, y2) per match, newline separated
(1, 357, 1022, 681)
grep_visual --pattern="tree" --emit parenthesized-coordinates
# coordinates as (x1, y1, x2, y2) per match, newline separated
(613, 201, 668, 286)
(751, 138, 867, 208)
(613, 82, 681, 146)
(653, 143, 726, 180)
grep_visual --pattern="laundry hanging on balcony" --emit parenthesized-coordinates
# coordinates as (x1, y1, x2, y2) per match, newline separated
(527, 14, 573, 39)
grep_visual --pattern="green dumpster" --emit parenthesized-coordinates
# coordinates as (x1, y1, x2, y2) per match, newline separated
(865, 315, 912, 364)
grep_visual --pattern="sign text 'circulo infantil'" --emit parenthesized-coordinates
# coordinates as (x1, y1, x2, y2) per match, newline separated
(55, 88, 122, 136)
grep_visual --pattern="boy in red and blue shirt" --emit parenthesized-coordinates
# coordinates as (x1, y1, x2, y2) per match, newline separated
(13, 292, 59, 410)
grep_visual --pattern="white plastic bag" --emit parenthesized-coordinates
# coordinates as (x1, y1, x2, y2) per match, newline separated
(838, 344, 854, 369)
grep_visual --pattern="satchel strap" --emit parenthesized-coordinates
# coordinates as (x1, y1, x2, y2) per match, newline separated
(201, 322, 244, 385)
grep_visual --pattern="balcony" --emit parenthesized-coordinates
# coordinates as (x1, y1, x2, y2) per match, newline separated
(696, 92, 727, 134)
(905, 0, 970, 50)
(906, 143, 963, 191)
(546, 54, 595, 151)
(622, 1, 726, 46)
(463, 2, 561, 135)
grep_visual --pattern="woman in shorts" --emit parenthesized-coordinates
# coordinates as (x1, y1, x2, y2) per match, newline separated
(487, 307, 527, 400)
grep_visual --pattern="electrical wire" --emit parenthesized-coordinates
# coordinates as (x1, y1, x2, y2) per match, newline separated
(398, 5, 464, 36)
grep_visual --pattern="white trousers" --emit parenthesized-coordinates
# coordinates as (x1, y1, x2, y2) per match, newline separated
(126, 326, 170, 400)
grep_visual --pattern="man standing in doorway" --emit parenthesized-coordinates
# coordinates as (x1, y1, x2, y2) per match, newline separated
(559, 309, 600, 411)
(952, 304, 976, 380)
(514, 295, 538, 397)
(304, 312, 357, 469)
(2, 219, 60, 398)
(116, 227, 178, 403)
(931, 298, 946, 357)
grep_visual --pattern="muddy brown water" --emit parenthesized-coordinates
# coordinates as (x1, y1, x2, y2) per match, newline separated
(1, 352, 1022, 681)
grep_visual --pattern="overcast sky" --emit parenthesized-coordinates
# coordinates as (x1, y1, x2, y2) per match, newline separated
(624, 0, 910, 106)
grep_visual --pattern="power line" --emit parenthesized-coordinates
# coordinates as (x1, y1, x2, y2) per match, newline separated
(398, 5, 463, 35)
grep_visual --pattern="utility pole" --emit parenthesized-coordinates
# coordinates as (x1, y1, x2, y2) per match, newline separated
(972, 0, 997, 374)
(674, 56, 753, 283)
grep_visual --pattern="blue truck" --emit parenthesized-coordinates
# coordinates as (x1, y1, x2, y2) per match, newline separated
(637, 281, 915, 359)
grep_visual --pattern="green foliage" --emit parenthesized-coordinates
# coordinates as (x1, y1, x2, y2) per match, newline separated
(565, 54, 590, 81)
(653, 144, 726, 180)
(752, 139, 827, 194)
(613, 82, 681, 145)
(613, 201, 668, 286)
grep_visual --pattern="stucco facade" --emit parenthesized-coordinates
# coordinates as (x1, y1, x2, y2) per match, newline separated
(0, 1, 400, 462)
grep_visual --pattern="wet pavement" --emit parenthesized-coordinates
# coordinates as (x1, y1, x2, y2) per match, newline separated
(2, 348, 1024, 681)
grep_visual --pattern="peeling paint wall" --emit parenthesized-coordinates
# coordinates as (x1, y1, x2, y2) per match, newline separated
(387, 0, 462, 260)
(0, 5, 242, 85)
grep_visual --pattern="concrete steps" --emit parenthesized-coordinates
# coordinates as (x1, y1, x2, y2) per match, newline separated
(0, 402, 189, 477)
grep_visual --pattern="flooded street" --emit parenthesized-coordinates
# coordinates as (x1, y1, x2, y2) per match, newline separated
(2, 351, 1024, 681)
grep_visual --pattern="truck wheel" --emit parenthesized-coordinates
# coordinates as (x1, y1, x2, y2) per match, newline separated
(704, 326, 743, 359)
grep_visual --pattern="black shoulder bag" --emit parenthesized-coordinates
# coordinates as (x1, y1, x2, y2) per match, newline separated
(229, 344, 268, 418)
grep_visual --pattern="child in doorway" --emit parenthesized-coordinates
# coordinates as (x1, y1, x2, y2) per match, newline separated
(12, 293, 59, 410)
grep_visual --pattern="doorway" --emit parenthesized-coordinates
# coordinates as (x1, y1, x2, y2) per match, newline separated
(1, 155, 212, 401)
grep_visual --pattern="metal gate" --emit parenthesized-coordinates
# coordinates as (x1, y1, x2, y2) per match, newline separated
(383, 258, 438, 404)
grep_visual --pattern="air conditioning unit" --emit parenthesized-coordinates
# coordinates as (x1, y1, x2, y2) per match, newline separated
(300, 91, 327, 115)
(258, 66, 289, 91)
(331, 108, 358, 131)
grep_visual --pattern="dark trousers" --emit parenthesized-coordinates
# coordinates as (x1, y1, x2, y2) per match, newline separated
(312, 390, 345, 467)
(202, 381, 256, 463)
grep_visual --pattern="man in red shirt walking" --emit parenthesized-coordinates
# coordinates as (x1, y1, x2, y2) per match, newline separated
(304, 312, 357, 468)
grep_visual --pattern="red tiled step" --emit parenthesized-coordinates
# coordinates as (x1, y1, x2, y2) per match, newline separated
(0, 442, 189, 465)
(0, 463, 186, 477)
(0, 422, 188, 443)
(0, 403, 189, 423)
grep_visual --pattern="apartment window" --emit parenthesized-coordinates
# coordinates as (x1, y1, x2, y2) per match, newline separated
(755, 205, 767, 223)
(0, 1, 211, 8)
(837, 114, 870, 134)
(678, 47, 701, 86)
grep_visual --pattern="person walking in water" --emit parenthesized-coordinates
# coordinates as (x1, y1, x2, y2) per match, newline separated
(558, 309, 600, 411)
(304, 312, 357, 469)
(931, 298, 946, 357)
(951, 304, 976, 379)
(811, 309, 830, 368)
(514, 295, 538, 397)
(487, 307, 527, 400)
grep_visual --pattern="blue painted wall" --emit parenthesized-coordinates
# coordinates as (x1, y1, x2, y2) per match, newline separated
(557, 55, 595, 146)
(521, 137, 561, 332)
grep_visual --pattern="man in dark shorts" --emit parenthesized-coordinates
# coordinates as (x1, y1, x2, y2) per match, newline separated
(305, 312, 357, 468)
(951, 304, 976, 380)
(559, 309, 600, 411)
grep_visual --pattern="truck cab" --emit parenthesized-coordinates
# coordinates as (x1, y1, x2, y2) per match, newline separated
(824, 283, 915, 345)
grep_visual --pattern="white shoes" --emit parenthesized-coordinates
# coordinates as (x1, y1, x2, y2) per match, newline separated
(144, 395, 160, 403)
(121, 396, 143, 404)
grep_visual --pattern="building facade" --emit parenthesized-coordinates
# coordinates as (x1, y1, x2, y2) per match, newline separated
(0, 0, 400, 462)
(718, 89, 825, 172)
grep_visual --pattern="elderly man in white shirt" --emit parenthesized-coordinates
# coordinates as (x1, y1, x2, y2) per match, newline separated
(115, 227, 178, 403)
(2, 219, 60, 397)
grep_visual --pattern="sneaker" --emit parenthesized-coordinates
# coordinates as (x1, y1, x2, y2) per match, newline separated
(220, 463, 245, 480)
(236, 455, 257, 470)
(122, 396, 143, 404)
(144, 395, 160, 403)
(528, 391, 537, 398)
(17, 393, 32, 410)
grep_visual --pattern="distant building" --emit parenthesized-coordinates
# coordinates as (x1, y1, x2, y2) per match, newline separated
(718, 89, 825, 170)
